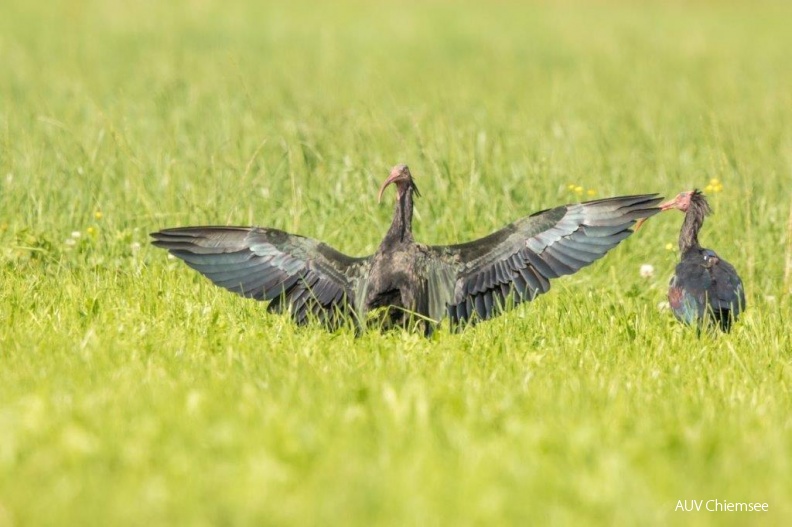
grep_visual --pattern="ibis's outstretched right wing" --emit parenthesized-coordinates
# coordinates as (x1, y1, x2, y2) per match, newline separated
(425, 194, 663, 325)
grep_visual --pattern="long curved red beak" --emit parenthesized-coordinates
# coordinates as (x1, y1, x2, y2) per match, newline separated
(378, 173, 400, 203)
(658, 197, 679, 211)
(634, 194, 681, 231)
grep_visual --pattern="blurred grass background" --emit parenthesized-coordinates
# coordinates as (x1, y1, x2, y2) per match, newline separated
(1, 1, 791, 525)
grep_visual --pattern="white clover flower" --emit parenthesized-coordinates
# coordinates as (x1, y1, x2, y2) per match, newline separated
(71, 231, 82, 239)
(640, 264, 655, 278)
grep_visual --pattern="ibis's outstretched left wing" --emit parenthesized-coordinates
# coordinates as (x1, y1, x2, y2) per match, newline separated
(151, 227, 371, 328)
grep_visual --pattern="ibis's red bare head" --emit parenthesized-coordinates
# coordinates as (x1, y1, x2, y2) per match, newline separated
(659, 189, 708, 213)
(378, 164, 421, 203)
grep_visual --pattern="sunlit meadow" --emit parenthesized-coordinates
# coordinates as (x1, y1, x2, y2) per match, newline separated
(1, 1, 791, 526)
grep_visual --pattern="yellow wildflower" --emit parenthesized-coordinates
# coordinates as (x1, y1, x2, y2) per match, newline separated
(705, 178, 723, 193)
(94, 210, 103, 220)
(665, 242, 674, 251)
(587, 189, 596, 197)
(574, 186, 583, 196)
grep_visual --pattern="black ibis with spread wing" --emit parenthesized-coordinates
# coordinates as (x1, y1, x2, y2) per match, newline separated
(151, 165, 661, 333)
(660, 189, 745, 331)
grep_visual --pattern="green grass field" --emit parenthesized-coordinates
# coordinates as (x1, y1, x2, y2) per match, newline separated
(2, 1, 791, 525)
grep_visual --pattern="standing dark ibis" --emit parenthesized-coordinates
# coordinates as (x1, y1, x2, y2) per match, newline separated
(661, 189, 745, 331)
(151, 165, 662, 333)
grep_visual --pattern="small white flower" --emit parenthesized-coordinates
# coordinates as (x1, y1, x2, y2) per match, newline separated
(657, 301, 670, 311)
(640, 264, 655, 278)
(130, 242, 141, 254)
(64, 238, 77, 247)
(71, 231, 82, 239)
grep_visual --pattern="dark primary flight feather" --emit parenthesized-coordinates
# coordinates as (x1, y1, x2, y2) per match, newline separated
(151, 165, 661, 333)
(661, 190, 745, 332)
